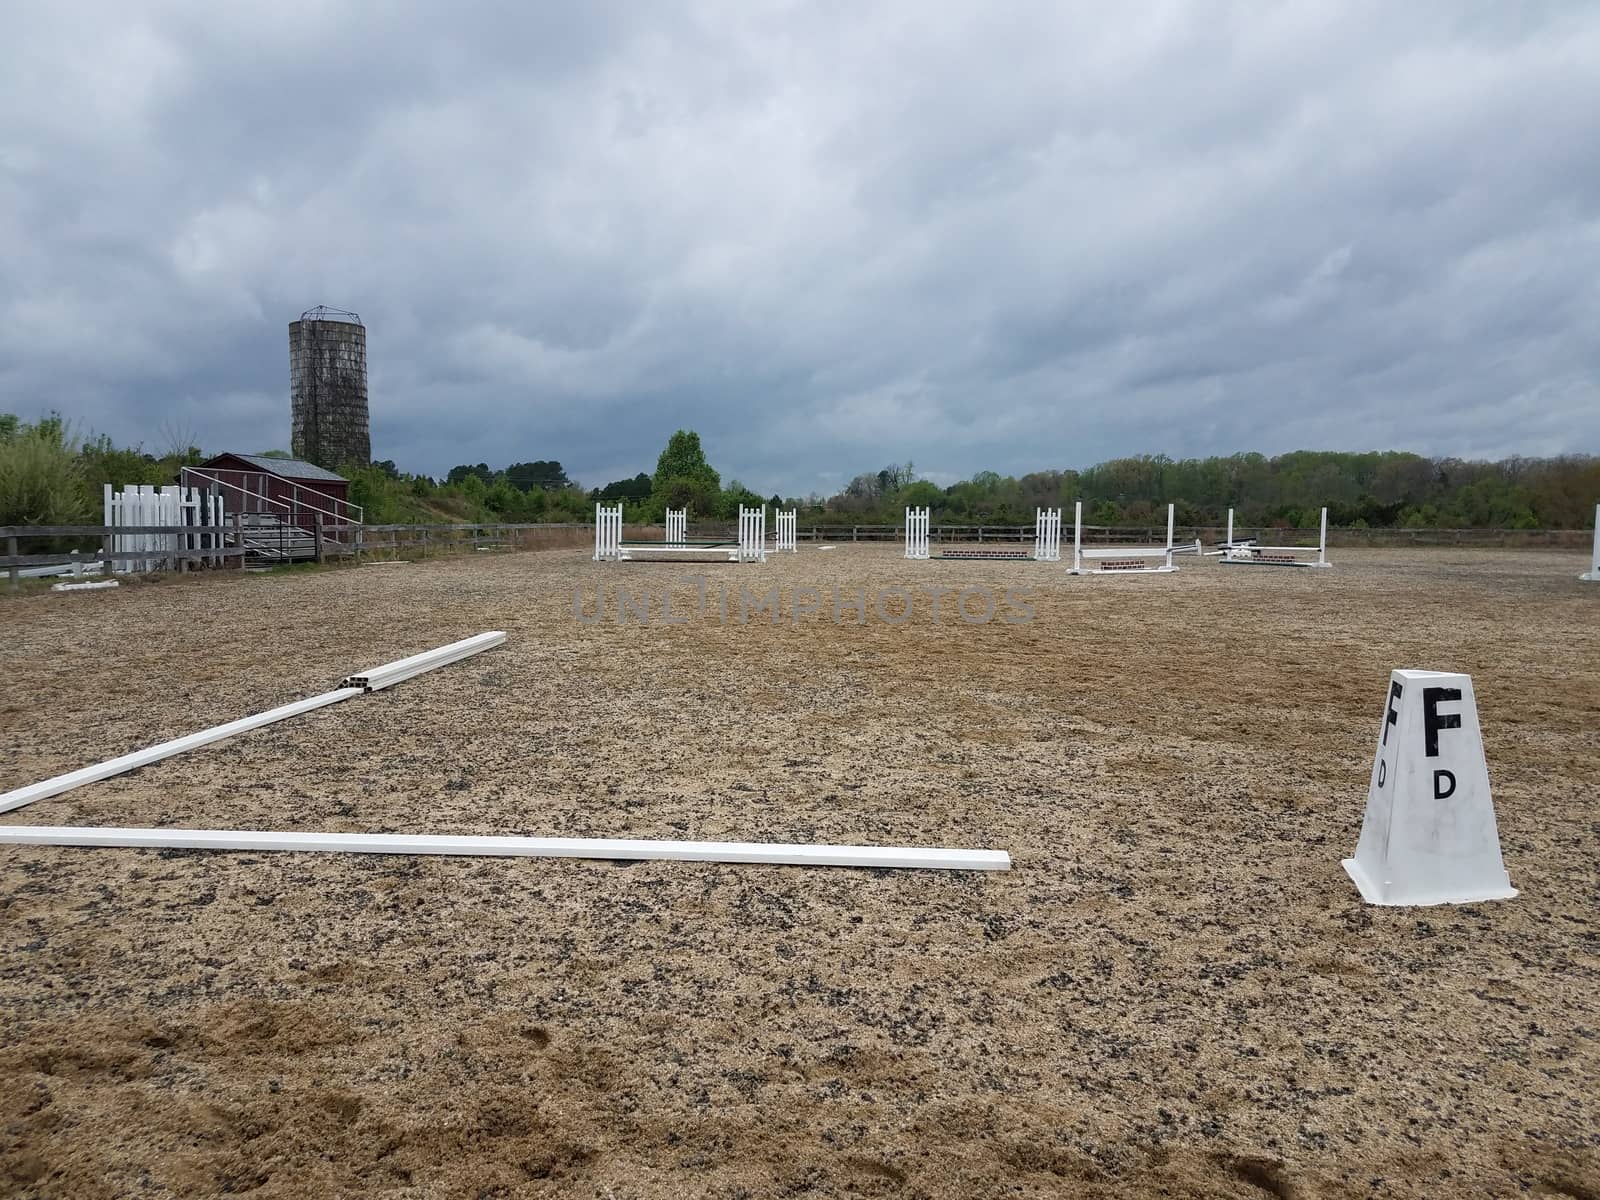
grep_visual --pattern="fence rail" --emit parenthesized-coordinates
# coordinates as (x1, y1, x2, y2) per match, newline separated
(8, 519, 1593, 591)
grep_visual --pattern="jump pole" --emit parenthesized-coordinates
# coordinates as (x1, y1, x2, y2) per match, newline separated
(0, 827, 1012, 872)
(0, 632, 507, 815)
(0, 691, 359, 815)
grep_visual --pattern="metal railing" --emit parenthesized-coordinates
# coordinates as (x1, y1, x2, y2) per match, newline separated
(180, 467, 364, 539)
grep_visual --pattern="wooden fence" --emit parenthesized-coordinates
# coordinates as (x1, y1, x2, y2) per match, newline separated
(8, 519, 1593, 592)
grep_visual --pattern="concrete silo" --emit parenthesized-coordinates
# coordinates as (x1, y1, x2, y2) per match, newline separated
(289, 306, 370, 470)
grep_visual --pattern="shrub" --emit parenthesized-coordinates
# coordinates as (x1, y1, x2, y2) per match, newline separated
(0, 415, 92, 527)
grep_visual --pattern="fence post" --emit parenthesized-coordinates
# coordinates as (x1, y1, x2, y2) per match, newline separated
(7, 535, 16, 593)
(852, 526, 858, 542)
(234, 511, 244, 568)
(314, 514, 325, 564)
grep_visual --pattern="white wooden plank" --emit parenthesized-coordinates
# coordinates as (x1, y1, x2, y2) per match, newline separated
(341, 632, 506, 692)
(0, 690, 360, 815)
(0, 826, 1012, 871)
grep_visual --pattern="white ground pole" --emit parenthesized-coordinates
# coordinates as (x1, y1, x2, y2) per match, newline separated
(341, 631, 508, 692)
(665, 508, 686, 544)
(1582, 503, 1599, 581)
(905, 506, 930, 559)
(594, 502, 623, 561)
(738, 506, 768, 562)
(0, 632, 507, 816)
(0, 827, 1012, 871)
(775, 509, 797, 553)
(0, 691, 360, 815)
(1033, 507, 1061, 561)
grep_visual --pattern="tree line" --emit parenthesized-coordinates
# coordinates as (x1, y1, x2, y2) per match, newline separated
(3, 412, 1596, 530)
(819, 451, 1600, 529)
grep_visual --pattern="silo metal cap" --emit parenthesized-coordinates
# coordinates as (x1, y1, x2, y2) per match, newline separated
(300, 305, 362, 324)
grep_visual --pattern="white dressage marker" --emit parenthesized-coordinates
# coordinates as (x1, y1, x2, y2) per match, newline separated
(1582, 504, 1598, 582)
(666, 508, 687, 544)
(1071, 502, 1193, 574)
(775, 509, 797, 553)
(0, 827, 1012, 872)
(1343, 670, 1516, 906)
(1218, 507, 1331, 568)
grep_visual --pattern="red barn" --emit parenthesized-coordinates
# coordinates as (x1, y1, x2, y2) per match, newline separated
(184, 453, 360, 537)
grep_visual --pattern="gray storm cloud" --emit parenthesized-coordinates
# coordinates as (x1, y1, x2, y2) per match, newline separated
(2, 1, 1596, 494)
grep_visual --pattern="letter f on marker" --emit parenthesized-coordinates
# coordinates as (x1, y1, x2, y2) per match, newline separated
(1382, 681, 1402, 745)
(1423, 687, 1463, 757)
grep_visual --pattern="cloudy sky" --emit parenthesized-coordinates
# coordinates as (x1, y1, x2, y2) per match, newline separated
(3, 2, 1597, 496)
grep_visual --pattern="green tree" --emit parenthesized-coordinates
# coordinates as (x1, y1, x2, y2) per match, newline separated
(650, 430, 722, 516)
(0, 414, 91, 528)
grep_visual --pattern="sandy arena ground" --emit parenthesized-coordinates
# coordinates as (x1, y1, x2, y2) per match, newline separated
(1, 544, 1597, 1199)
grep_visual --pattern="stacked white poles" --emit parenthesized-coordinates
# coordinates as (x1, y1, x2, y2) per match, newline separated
(905, 506, 930, 559)
(1582, 504, 1599, 582)
(738, 506, 767, 562)
(775, 509, 797, 553)
(104, 483, 226, 574)
(594, 502, 623, 561)
(1033, 507, 1062, 561)
(665, 509, 686, 544)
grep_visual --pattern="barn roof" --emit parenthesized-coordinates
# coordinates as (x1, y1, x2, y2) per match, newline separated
(205, 453, 348, 483)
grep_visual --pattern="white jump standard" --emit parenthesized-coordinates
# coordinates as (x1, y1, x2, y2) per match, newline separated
(1582, 504, 1599, 582)
(1070, 502, 1194, 574)
(1217, 507, 1332, 568)
(905, 507, 930, 558)
(666, 508, 687, 544)
(594, 503, 766, 562)
(904, 507, 1062, 561)
(774, 509, 797, 553)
